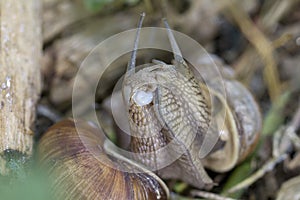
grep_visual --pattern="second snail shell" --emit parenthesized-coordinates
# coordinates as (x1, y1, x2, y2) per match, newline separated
(38, 120, 169, 200)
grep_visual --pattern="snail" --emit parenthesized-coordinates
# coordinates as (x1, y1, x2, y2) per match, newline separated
(38, 13, 261, 199)
(121, 15, 261, 189)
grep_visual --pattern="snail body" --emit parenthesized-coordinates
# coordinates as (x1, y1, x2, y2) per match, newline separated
(123, 63, 213, 188)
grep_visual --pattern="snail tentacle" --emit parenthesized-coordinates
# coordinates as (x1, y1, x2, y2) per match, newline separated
(127, 12, 145, 75)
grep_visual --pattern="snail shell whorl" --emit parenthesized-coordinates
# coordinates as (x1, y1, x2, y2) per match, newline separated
(202, 80, 262, 172)
(38, 119, 169, 200)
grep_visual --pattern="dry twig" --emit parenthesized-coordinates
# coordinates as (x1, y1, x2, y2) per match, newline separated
(0, 0, 42, 175)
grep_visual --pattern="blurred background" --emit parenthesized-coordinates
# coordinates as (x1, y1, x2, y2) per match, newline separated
(1, 0, 300, 199)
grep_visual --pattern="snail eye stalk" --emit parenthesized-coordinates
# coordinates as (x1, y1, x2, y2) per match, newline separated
(162, 18, 186, 66)
(127, 12, 146, 76)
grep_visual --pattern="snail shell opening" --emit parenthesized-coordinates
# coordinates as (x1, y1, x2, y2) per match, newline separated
(202, 80, 261, 172)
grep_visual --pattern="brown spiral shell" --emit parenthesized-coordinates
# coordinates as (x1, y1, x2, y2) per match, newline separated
(38, 119, 169, 200)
